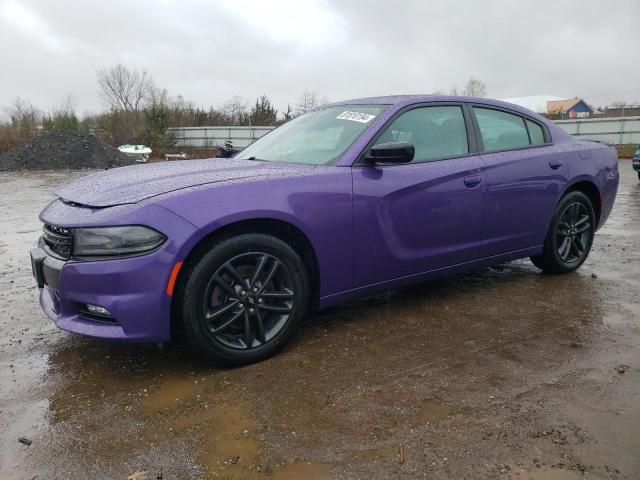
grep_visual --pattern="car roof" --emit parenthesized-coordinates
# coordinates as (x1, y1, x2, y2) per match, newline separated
(328, 95, 546, 120)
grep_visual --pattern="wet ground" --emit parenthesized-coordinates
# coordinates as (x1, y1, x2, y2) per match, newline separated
(1, 162, 639, 480)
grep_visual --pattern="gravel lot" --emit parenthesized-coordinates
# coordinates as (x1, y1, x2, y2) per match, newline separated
(0, 161, 638, 479)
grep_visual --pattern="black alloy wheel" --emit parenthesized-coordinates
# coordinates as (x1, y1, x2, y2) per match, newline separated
(554, 202, 591, 264)
(203, 252, 295, 349)
(530, 191, 595, 274)
(177, 233, 309, 365)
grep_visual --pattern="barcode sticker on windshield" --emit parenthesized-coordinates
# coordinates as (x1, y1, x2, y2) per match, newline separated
(336, 111, 376, 123)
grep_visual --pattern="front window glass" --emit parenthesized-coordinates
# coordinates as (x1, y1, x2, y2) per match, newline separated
(374, 106, 469, 162)
(236, 105, 387, 165)
(474, 107, 530, 151)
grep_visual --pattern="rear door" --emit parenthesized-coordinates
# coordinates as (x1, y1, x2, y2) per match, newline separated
(352, 103, 485, 287)
(470, 106, 568, 256)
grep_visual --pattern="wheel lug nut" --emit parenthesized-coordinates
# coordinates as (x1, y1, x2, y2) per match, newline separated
(241, 290, 246, 296)
(249, 308, 255, 314)
(258, 298, 263, 304)
(253, 287, 258, 293)
(239, 303, 244, 309)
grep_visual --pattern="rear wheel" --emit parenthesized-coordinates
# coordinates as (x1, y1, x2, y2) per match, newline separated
(530, 191, 595, 274)
(177, 234, 309, 365)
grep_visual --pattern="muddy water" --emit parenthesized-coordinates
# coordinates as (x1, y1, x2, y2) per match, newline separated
(1, 163, 638, 479)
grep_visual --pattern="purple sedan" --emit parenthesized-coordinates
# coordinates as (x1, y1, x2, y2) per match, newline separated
(31, 96, 619, 364)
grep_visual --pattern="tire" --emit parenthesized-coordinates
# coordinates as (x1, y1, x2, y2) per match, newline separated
(176, 233, 309, 365)
(530, 191, 595, 274)
(637, 171, 640, 182)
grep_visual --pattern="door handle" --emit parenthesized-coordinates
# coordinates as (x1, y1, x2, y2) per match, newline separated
(463, 175, 481, 188)
(549, 160, 563, 170)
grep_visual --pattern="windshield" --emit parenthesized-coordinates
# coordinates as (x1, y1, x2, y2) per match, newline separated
(236, 105, 387, 165)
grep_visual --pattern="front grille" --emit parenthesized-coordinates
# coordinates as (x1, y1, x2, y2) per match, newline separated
(43, 224, 73, 259)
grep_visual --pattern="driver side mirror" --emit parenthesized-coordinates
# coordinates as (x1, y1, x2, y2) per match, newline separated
(364, 142, 415, 164)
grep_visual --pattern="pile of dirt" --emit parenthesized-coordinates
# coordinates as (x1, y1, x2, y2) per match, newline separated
(0, 130, 136, 171)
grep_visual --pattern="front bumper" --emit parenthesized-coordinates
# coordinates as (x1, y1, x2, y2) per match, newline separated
(632, 158, 640, 171)
(33, 200, 199, 342)
(31, 243, 175, 342)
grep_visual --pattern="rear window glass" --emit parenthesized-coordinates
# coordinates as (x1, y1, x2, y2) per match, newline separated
(473, 107, 530, 151)
(526, 119, 546, 145)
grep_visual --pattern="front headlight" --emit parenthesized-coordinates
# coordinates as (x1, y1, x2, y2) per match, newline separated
(73, 226, 166, 258)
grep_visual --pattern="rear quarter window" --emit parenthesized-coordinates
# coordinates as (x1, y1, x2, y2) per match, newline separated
(526, 119, 546, 145)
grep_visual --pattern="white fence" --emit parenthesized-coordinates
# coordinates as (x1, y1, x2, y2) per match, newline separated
(555, 116, 640, 145)
(170, 126, 273, 149)
(170, 116, 640, 150)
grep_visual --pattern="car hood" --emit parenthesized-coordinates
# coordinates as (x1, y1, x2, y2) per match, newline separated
(55, 158, 306, 207)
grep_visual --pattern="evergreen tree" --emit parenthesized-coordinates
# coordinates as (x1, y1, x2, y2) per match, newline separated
(249, 95, 278, 126)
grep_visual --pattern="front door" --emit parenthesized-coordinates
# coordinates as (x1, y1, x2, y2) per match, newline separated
(352, 104, 485, 287)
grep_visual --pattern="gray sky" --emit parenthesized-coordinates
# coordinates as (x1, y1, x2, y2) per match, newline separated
(1, 0, 639, 118)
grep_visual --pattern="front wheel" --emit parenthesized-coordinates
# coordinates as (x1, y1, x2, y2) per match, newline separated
(530, 191, 595, 274)
(177, 234, 309, 365)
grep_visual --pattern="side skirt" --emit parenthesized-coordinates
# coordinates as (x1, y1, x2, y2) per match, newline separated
(318, 246, 542, 310)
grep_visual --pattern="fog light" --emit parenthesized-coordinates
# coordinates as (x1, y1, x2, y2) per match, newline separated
(86, 304, 112, 317)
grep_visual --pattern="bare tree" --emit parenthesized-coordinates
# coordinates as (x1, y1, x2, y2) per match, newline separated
(607, 100, 640, 117)
(446, 78, 487, 97)
(611, 100, 631, 108)
(51, 94, 78, 118)
(462, 77, 487, 97)
(222, 96, 249, 125)
(3, 97, 42, 130)
(295, 90, 328, 115)
(43, 93, 79, 131)
(97, 64, 154, 111)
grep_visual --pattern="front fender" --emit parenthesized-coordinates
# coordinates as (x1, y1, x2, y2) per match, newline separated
(151, 169, 354, 299)
(167, 209, 320, 265)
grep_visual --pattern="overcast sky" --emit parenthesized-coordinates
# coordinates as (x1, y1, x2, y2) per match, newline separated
(1, 0, 639, 118)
